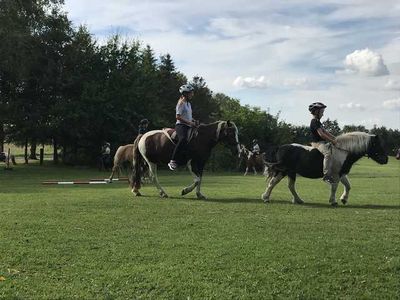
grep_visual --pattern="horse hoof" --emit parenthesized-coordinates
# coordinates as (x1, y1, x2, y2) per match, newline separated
(181, 189, 188, 196)
(331, 202, 338, 207)
(160, 192, 168, 198)
(196, 194, 207, 200)
(292, 198, 304, 204)
(341, 199, 347, 205)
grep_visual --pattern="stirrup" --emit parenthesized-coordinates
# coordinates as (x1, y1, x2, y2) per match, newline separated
(168, 161, 178, 170)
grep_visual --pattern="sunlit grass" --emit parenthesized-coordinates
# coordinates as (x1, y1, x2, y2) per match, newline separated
(0, 158, 399, 299)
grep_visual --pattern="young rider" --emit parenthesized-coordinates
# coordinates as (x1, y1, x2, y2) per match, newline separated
(168, 84, 196, 171)
(309, 102, 337, 183)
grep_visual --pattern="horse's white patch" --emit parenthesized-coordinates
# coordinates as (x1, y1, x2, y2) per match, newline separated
(291, 143, 313, 151)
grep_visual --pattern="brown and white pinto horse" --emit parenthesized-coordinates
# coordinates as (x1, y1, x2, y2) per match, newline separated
(239, 145, 265, 175)
(262, 132, 388, 206)
(109, 144, 134, 181)
(131, 121, 240, 199)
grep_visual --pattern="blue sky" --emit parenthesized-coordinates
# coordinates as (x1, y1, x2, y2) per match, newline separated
(64, 0, 400, 129)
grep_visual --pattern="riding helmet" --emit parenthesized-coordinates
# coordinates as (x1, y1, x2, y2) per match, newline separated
(308, 102, 327, 113)
(179, 84, 194, 94)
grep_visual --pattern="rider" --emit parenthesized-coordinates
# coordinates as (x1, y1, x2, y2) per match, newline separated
(252, 139, 260, 155)
(168, 84, 196, 171)
(309, 102, 337, 183)
(101, 142, 111, 168)
(138, 118, 149, 135)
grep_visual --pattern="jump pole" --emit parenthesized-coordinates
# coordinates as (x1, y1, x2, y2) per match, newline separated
(41, 178, 128, 185)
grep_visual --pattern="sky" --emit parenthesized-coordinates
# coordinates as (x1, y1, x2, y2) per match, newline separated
(63, 0, 400, 129)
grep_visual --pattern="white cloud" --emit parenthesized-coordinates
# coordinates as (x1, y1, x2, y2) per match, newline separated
(385, 79, 400, 90)
(233, 76, 271, 89)
(342, 48, 389, 76)
(283, 77, 309, 88)
(339, 102, 365, 110)
(382, 98, 400, 110)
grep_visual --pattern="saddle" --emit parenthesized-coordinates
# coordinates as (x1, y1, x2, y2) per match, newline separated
(162, 127, 198, 144)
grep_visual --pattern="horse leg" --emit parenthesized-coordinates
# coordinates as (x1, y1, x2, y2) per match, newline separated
(261, 172, 285, 203)
(181, 160, 198, 196)
(328, 181, 340, 207)
(252, 166, 257, 175)
(147, 162, 168, 198)
(287, 174, 304, 204)
(244, 167, 249, 176)
(194, 163, 206, 200)
(339, 175, 351, 205)
(185, 160, 206, 200)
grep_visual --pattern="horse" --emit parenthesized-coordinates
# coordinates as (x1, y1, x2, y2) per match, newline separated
(109, 142, 150, 183)
(130, 120, 240, 199)
(109, 144, 134, 181)
(239, 145, 265, 175)
(0, 151, 17, 165)
(261, 132, 388, 206)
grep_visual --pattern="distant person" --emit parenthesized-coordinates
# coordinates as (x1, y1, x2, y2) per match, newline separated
(309, 102, 337, 183)
(252, 139, 260, 155)
(138, 118, 149, 135)
(100, 142, 111, 170)
(168, 84, 196, 171)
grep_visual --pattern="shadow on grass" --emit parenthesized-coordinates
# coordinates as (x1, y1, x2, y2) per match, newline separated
(136, 193, 400, 210)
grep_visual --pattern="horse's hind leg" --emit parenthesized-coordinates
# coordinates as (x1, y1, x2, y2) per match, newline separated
(287, 174, 304, 204)
(261, 172, 285, 203)
(147, 162, 168, 198)
(339, 175, 351, 205)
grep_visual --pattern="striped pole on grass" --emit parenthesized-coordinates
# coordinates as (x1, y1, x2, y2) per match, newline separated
(42, 178, 128, 185)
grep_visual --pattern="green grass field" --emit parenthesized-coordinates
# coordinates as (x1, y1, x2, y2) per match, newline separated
(0, 158, 399, 299)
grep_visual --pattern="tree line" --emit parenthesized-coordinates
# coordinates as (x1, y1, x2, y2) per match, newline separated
(1, 0, 398, 169)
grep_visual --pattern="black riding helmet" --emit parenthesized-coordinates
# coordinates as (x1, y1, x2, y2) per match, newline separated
(139, 118, 149, 125)
(308, 102, 327, 114)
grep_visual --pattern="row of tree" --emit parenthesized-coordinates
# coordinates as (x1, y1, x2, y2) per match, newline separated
(1, 0, 399, 169)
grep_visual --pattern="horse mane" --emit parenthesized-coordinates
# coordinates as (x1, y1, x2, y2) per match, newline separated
(335, 132, 373, 154)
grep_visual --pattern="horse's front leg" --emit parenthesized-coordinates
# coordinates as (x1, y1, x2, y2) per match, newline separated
(181, 160, 198, 196)
(328, 181, 340, 207)
(252, 167, 257, 175)
(339, 175, 351, 205)
(184, 160, 206, 200)
(261, 172, 284, 203)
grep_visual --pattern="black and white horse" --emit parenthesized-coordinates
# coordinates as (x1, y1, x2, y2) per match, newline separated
(262, 132, 388, 206)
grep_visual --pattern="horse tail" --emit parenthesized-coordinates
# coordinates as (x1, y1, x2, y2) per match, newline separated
(131, 135, 144, 191)
(262, 145, 285, 177)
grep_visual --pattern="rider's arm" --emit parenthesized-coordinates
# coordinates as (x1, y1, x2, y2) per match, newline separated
(317, 128, 336, 144)
(176, 114, 195, 127)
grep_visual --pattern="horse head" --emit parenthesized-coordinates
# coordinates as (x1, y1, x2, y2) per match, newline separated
(367, 135, 388, 164)
(217, 120, 241, 157)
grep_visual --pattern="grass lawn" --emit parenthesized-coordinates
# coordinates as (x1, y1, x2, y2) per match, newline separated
(0, 157, 399, 299)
